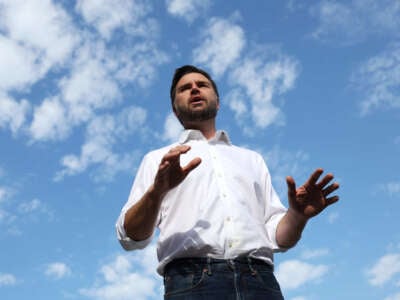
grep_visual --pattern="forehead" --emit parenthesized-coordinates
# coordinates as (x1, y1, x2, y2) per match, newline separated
(176, 72, 210, 86)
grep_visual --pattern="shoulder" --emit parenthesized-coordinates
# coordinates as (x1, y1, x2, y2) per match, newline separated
(230, 144, 264, 160)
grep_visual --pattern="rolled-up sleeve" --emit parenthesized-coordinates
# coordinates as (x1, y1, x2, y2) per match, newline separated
(115, 153, 159, 251)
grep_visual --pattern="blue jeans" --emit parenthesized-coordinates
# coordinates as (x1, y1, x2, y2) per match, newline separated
(163, 257, 284, 300)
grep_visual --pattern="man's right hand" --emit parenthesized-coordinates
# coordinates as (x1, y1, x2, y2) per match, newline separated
(153, 145, 201, 198)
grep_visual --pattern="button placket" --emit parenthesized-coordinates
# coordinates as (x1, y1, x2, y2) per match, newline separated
(208, 146, 235, 253)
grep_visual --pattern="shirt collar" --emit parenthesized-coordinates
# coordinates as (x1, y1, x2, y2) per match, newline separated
(178, 129, 231, 145)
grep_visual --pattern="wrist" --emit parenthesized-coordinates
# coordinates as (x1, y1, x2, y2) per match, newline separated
(287, 207, 308, 224)
(148, 184, 166, 202)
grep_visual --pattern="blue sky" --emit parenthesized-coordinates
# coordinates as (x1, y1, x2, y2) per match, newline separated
(0, 0, 399, 299)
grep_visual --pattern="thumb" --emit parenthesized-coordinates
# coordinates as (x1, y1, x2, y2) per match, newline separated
(286, 176, 296, 201)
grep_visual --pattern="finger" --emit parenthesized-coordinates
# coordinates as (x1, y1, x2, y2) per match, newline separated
(306, 168, 324, 186)
(168, 145, 191, 154)
(322, 182, 340, 196)
(325, 195, 339, 206)
(317, 173, 334, 189)
(163, 145, 192, 163)
(162, 147, 187, 163)
(286, 176, 296, 200)
(182, 157, 202, 175)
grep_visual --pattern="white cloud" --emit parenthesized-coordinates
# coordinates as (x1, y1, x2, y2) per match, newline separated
(0, 0, 167, 144)
(193, 17, 246, 77)
(55, 106, 147, 181)
(0, 36, 42, 92)
(45, 262, 71, 280)
(377, 181, 400, 197)
(385, 292, 400, 300)
(290, 297, 307, 300)
(310, 0, 400, 45)
(162, 113, 182, 142)
(80, 244, 162, 300)
(228, 48, 299, 129)
(351, 42, 400, 115)
(275, 259, 329, 290)
(76, 0, 154, 39)
(301, 248, 330, 260)
(18, 198, 41, 213)
(29, 34, 167, 143)
(0, 95, 30, 136)
(29, 96, 69, 141)
(367, 253, 400, 286)
(0, 0, 79, 92)
(0, 273, 17, 286)
(166, 0, 211, 23)
(60, 43, 122, 124)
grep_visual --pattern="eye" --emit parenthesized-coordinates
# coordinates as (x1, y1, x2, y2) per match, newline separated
(178, 83, 192, 92)
(197, 81, 210, 88)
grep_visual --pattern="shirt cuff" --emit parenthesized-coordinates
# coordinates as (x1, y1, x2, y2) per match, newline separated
(115, 216, 153, 251)
(267, 211, 288, 252)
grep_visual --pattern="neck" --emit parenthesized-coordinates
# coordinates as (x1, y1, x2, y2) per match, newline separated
(184, 119, 217, 140)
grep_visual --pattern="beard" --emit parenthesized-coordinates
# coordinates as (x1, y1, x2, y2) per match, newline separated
(174, 100, 218, 125)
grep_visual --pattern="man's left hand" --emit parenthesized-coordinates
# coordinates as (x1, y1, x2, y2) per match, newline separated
(286, 168, 340, 220)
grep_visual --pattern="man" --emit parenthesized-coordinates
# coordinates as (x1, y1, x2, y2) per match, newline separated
(116, 65, 340, 299)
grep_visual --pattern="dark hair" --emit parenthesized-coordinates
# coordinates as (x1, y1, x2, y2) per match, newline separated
(170, 65, 219, 105)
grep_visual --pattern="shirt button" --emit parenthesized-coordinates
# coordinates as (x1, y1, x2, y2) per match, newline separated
(226, 217, 231, 222)
(228, 241, 233, 248)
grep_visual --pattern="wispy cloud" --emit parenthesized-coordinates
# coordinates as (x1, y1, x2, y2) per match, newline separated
(80, 244, 162, 300)
(76, 0, 154, 39)
(0, 0, 168, 182)
(191, 16, 299, 132)
(45, 262, 71, 280)
(0, 94, 30, 137)
(276, 259, 329, 290)
(385, 292, 400, 300)
(166, 0, 211, 23)
(310, 0, 400, 45)
(193, 16, 246, 77)
(300, 248, 330, 260)
(228, 48, 299, 130)
(0, 273, 17, 286)
(0, 0, 79, 92)
(162, 112, 183, 143)
(55, 106, 148, 181)
(367, 253, 400, 286)
(351, 42, 400, 115)
(377, 181, 400, 198)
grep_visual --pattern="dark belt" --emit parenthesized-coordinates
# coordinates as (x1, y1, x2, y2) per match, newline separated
(164, 256, 273, 275)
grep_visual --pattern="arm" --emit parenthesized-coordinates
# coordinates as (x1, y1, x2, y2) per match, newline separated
(124, 145, 201, 241)
(276, 168, 340, 248)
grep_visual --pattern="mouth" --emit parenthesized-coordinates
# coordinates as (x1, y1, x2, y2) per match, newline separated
(190, 96, 205, 105)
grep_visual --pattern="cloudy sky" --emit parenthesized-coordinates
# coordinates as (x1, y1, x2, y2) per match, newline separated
(0, 0, 399, 299)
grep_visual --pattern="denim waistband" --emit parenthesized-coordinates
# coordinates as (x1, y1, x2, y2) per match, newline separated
(164, 256, 273, 276)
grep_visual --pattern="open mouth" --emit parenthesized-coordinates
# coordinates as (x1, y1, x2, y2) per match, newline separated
(190, 96, 204, 104)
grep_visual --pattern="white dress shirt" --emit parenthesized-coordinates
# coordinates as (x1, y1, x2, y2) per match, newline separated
(116, 130, 287, 274)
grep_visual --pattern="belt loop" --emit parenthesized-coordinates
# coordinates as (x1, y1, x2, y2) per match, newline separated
(247, 257, 257, 275)
(207, 257, 212, 275)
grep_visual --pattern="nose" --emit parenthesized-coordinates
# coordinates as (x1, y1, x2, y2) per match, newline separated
(190, 83, 200, 94)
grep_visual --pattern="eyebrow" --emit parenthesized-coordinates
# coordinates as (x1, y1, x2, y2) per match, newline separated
(177, 80, 211, 91)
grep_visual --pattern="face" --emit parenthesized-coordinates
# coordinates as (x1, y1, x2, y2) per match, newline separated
(173, 72, 219, 125)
